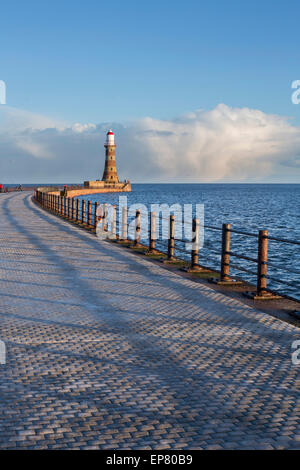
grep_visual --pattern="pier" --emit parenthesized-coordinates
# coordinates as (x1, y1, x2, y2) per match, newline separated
(0, 191, 299, 449)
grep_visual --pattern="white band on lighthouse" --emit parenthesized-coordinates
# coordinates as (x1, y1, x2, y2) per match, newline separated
(106, 130, 115, 146)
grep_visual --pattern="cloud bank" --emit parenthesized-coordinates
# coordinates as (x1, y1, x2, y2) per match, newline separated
(0, 104, 299, 183)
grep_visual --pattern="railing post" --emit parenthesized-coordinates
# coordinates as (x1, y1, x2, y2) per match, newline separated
(191, 218, 200, 268)
(168, 215, 175, 260)
(60, 196, 63, 215)
(72, 198, 75, 220)
(121, 206, 127, 241)
(134, 210, 141, 246)
(149, 211, 156, 252)
(103, 204, 108, 232)
(76, 199, 80, 222)
(68, 198, 71, 219)
(63, 197, 66, 217)
(111, 205, 117, 238)
(81, 199, 86, 224)
(220, 223, 231, 281)
(94, 202, 98, 229)
(257, 229, 268, 296)
(87, 200, 92, 226)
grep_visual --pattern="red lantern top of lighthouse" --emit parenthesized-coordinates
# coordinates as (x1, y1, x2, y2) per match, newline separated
(105, 129, 115, 146)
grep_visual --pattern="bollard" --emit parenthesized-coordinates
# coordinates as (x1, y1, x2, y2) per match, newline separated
(191, 218, 200, 268)
(76, 199, 80, 222)
(220, 224, 231, 281)
(87, 201, 92, 226)
(168, 215, 175, 260)
(134, 210, 141, 246)
(81, 199, 86, 224)
(94, 202, 98, 229)
(149, 211, 156, 252)
(257, 230, 268, 296)
(121, 206, 127, 241)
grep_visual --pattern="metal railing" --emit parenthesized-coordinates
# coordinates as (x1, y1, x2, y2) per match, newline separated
(34, 190, 300, 301)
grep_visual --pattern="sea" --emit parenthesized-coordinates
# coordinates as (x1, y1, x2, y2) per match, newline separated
(75, 184, 300, 301)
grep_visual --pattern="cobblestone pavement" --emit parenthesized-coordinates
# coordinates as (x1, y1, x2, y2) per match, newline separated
(0, 192, 299, 449)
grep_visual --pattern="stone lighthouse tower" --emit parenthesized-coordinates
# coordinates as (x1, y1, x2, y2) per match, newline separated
(102, 130, 119, 183)
(83, 129, 131, 192)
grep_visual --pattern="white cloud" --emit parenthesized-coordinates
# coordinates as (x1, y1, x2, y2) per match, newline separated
(0, 103, 299, 183)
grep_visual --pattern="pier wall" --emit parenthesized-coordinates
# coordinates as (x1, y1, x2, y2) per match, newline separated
(38, 182, 131, 198)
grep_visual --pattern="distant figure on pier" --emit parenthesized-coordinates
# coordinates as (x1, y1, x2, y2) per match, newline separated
(0, 184, 3, 193)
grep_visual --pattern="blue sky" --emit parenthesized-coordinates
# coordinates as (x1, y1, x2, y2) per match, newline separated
(0, 0, 300, 183)
(1, 0, 299, 123)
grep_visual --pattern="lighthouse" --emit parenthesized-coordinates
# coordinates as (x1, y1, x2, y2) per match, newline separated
(83, 129, 131, 192)
(102, 130, 119, 183)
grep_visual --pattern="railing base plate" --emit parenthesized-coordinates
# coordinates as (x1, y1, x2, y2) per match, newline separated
(243, 291, 282, 301)
(209, 278, 243, 286)
(181, 266, 211, 273)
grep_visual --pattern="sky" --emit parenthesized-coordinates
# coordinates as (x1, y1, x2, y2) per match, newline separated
(0, 0, 300, 183)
